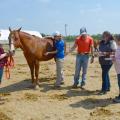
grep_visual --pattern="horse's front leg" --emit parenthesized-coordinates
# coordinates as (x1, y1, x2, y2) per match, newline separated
(35, 60, 40, 87)
(30, 63, 35, 84)
(24, 53, 35, 87)
(26, 60, 35, 88)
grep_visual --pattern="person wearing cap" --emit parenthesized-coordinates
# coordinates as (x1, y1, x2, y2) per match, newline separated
(66, 27, 94, 88)
(44, 31, 66, 88)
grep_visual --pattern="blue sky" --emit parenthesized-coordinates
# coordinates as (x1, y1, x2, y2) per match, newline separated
(0, 0, 120, 35)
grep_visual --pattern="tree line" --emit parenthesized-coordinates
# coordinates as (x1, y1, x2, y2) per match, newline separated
(41, 33, 120, 42)
(64, 34, 102, 42)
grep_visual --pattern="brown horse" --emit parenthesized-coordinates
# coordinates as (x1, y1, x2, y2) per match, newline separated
(8, 28, 56, 88)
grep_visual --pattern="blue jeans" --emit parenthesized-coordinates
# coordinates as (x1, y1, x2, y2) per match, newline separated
(74, 54, 89, 85)
(117, 74, 120, 90)
(101, 65, 112, 91)
(0, 68, 3, 83)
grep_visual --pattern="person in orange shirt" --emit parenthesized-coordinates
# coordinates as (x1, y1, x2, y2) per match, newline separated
(66, 27, 94, 88)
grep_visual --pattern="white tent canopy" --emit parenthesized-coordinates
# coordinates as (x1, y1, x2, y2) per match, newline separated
(0, 29, 42, 43)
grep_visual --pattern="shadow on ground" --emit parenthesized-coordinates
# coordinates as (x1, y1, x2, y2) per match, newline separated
(70, 98, 113, 109)
(0, 76, 56, 93)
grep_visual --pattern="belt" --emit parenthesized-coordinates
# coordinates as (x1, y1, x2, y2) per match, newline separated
(78, 52, 89, 55)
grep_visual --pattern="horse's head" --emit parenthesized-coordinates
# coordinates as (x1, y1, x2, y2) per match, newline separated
(8, 27, 22, 53)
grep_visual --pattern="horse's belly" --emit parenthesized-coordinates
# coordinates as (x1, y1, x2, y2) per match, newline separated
(36, 54, 55, 61)
(34, 48, 55, 61)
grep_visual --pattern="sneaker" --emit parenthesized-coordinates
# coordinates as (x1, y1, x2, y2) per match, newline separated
(115, 95, 120, 99)
(61, 82, 64, 85)
(106, 88, 110, 92)
(53, 85, 61, 89)
(113, 95, 120, 103)
(80, 81, 86, 87)
(98, 91, 107, 95)
(72, 84, 78, 89)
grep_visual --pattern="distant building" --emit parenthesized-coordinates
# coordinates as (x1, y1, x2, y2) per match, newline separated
(0, 29, 42, 44)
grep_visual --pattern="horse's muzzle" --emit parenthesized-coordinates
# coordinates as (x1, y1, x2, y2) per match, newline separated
(9, 50, 15, 56)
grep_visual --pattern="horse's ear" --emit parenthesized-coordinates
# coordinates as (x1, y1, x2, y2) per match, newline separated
(18, 27, 22, 32)
(9, 27, 12, 32)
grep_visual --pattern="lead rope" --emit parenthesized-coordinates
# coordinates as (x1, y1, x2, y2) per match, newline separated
(5, 56, 14, 79)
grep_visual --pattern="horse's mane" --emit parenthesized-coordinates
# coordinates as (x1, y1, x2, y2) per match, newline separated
(43, 36, 54, 40)
(19, 31, 42, 40)
(20, 31, 36, 38)
(20, 31, 54, 42)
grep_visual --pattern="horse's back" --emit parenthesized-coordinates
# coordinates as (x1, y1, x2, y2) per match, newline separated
(32, 36, 56, 61)
(21, 32, 55, 61)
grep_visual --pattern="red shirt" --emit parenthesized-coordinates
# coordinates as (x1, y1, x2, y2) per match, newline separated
(75, 35, 94, 53)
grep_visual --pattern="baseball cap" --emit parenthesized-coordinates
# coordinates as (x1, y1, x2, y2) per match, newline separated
(80, 27, 87, 35)
(52, 31, 61, 37)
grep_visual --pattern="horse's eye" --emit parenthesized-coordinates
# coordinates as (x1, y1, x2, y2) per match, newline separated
(14, 38, 19, 41)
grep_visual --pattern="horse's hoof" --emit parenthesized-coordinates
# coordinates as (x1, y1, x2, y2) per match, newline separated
(33, 85, 40, 90)
(37, 83, 41, 88)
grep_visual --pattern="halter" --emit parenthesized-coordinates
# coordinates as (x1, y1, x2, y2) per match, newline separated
(9, 30, 24, 51)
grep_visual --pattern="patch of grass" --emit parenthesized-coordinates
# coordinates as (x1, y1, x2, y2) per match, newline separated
(0, 111, 12, 120)
(0, 93, 11, 97)
(90, 108, 113, 116)
(50, 94, 68, 101)
(24, 93, 38, 101)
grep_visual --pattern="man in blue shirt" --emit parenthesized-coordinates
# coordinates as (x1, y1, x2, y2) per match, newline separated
(45, 31, 65, 88)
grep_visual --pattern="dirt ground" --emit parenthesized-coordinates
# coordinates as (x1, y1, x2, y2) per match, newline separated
(0, 50, 120, 120)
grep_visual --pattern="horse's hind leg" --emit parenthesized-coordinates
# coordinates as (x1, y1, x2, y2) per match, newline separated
(35, 60, 40, 87)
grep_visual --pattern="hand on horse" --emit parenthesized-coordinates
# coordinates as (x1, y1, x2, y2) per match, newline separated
(8, 50, 15, 56)
(5, 52, 13, 58)
(5, 52, 11, 57)
(44, 52, 49, 56)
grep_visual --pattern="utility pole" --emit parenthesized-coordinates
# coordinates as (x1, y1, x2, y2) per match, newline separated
(65, 24, 70, 51)
(65, 24, 68, 36)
